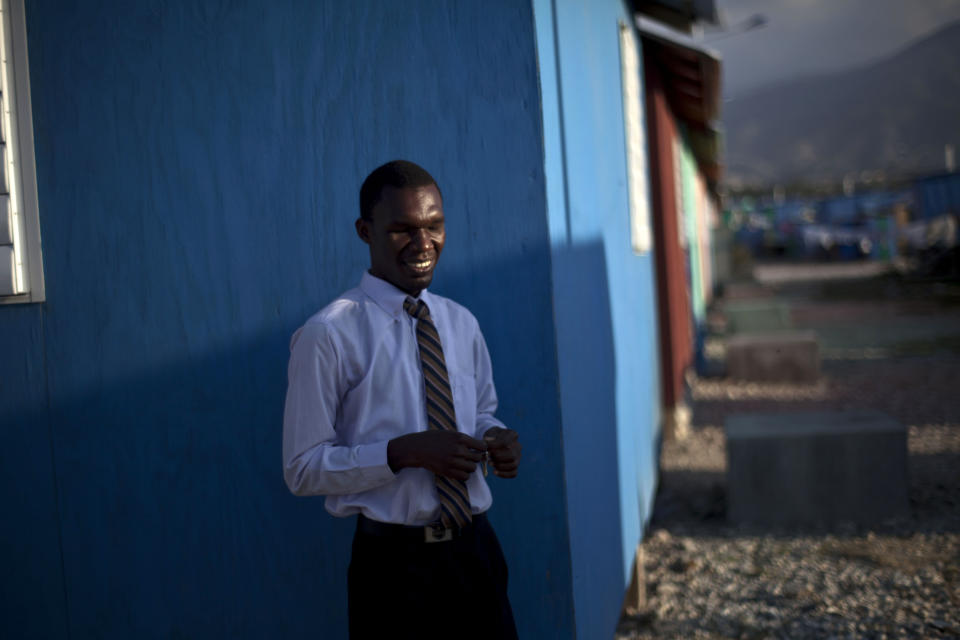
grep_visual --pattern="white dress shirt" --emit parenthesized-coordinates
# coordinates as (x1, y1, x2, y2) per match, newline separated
(282, 272, 507, 525)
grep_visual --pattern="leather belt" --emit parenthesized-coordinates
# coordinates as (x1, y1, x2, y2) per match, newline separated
(356, 513, 486, 543)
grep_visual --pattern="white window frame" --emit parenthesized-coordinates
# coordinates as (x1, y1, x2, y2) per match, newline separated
(618, 21, 652, 255)
(0, 0, 43, 303)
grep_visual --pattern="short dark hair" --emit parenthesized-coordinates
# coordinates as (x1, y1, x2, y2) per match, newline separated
(359, 160, 442, 221)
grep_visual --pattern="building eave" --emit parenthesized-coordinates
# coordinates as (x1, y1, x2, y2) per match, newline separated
(637, 15, 723, 189)
(629, 0, 720, 33)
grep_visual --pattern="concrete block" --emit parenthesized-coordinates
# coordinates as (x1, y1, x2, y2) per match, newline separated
(723, 300, 792, 334)
(722, 282, 774, 301)
(726, 330, 820, 383)
(726, 410, 909, 528)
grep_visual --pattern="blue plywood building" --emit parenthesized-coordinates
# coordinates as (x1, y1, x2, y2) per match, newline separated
(1, 1, 717, 637)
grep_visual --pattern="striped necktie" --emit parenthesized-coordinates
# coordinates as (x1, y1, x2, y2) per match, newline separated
(403, 297, 472, 529)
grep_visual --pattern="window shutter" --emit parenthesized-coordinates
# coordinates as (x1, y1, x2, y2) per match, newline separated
(0, 0, 43, 302)
(1, 67, 16, 295)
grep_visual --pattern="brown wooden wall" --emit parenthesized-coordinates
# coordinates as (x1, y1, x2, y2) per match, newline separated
(644, 55, 694, 413)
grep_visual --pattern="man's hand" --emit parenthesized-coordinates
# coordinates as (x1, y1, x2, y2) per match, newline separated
(483, 427, 521, 478)
(387, 431, 487, 481)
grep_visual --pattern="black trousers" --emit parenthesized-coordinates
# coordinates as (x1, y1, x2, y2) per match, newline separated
(348, 514, 518, 639)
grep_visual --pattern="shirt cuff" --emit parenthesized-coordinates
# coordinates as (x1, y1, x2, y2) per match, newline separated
(356, 439, 396, 483)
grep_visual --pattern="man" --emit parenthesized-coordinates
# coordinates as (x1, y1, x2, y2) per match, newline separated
(283, 160, 521, 639)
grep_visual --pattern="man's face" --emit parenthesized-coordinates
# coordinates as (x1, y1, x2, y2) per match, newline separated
(356, 184, 446, 296)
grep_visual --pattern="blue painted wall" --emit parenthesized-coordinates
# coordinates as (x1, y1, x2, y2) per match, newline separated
(535, 0, 662, 638)
(2, 1, 577, 637)
(3, 1, 665, 637)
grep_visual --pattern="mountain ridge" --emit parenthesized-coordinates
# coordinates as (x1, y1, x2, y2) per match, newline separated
(721, 20, 960, 186)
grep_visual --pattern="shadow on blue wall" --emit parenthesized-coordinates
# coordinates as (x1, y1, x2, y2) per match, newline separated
(1, 242, 595, 638)
(0, 304, 68, 638)
(2, 317, 352, 638)
(549, 239, 628, 637)
(1, 2, 639, 634)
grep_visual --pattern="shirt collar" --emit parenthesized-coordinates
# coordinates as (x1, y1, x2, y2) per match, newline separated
(359, 271, 431, 319)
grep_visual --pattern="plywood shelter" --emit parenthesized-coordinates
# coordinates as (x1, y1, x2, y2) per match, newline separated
(1, 0, 718, 637)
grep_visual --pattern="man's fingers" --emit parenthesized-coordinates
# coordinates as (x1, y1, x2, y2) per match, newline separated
(485, 428, 519, 449)
(449, 457, 479, 472)
(458, 433, 488, 452)
(482, 427, 506, 442)
(441, 467, 471, 482)
(489, 443, 521, 462)
(499, 430, 519, 444)
(488, 436, 521, 479)
(435, 457, 476, 481)
(489, 456, 519, 470)
(457, 444, 485, 463)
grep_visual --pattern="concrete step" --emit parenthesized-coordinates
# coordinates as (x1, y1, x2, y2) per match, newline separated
(726, 330, 820, 383)
(725, 410, 909, 528)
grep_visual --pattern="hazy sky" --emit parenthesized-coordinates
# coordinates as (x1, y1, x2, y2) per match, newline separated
(707, 0, 960, 97)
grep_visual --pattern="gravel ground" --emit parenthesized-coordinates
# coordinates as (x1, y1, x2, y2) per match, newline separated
(617, 269, 960, 640)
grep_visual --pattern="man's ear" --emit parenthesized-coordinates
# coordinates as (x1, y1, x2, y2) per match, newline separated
(355, 217, 371, 244)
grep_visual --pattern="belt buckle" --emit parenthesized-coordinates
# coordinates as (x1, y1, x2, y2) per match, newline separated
(425, 523, 453, 543)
